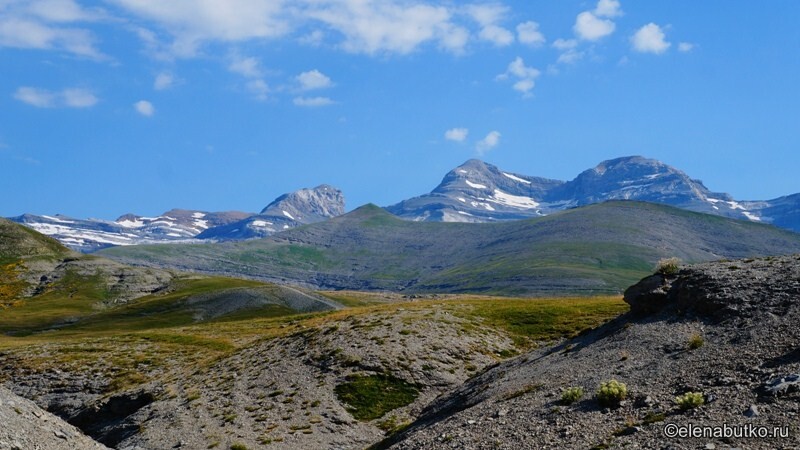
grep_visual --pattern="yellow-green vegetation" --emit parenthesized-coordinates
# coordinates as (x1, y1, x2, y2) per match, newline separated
(655, 257, 681, 275)
(596, 379, 627, 407)
(560, 386, 585, 405)
(0, 261, 28, 308)
(459, 296, 627, 348)
(334, 374, 419, 421)
(0, 288, 628, 400)
(687, 333, 704, 350)
(675, 391, 704, 410)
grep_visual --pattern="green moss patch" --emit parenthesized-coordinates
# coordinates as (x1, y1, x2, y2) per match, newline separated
(335, 374, 419, 421)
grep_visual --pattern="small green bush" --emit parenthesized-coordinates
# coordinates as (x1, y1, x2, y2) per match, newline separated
(675, 392, 704, 410)
(655, 257, 681, 275)
(230, 443, 248, 450)
(560, 387, 585, 405)
(687, 333, 704, 350)
(596, 379, 627, 407)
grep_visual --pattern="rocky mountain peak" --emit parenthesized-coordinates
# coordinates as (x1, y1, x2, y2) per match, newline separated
(260, 184, 345, 222)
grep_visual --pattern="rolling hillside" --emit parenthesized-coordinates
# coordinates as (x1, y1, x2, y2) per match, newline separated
(0, 218, 338, 336)
(99, 201, 800, 295)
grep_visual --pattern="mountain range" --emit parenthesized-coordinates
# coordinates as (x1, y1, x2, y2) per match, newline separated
(10, 185, 343, 252)
(8, 156, 800, 252)
(98, 201, 800, 295)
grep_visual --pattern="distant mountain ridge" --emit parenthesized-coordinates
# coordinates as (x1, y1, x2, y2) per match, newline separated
(99, 201, 800, 295)
(387, 156, 800, 231)
(9, 156, 800, 252)
(10, 185, 345, 252)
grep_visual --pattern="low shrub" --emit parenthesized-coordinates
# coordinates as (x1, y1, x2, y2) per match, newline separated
(597, 379, 627, 407)
(655, 257, 681, 275)
(675, 392, 704, 410)
(560, 387, 585, 405)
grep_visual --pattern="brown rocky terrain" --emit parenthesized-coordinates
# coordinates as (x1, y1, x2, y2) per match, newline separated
(383, 255, 800, 449)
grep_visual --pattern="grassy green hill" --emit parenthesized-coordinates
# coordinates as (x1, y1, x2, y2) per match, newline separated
(0, 218, 338, 336)
(98, 201, 800, 295)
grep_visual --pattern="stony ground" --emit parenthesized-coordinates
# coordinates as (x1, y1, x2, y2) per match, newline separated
(0, 385, 110, 450)
(385, 255, 800, 449)
(2, 301, 517, 449)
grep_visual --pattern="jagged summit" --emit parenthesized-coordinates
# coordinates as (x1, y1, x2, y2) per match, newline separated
(197, 185, 345, 241)
(260, 184, 345, 221)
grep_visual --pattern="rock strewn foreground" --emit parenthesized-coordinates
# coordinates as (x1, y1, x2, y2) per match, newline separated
(387, 255, 800, 449)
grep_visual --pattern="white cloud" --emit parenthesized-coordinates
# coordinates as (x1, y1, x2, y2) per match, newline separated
(296, 69, 332, 91)
(594, 0, 623, 18)
(631, 23, 670, 54)
(0, 17, 103, 58)
(293, 96, 334, 107)
(134, 100, 155, 116)
(0, 0, 105, 58)
(678, 42, 694, 52)
(154, 72, 175, 90)
(497, 57, 540, 97)
(228, 55, 262, 78)
(438, 24, 469, 54)
(109, 0, 291, 57)
(444, 127, 468, 142)
(61, 88, 98, 107)
(13, 87, 56, 108)
(466, 4, 513, 47)
(557, 49, 584, 64)
(26, 0, 105, 23)
(476, 131, 500, 155)
(516, 21, 545, 46)
(574, 11, 615, 41)
(479, 25, 514, 47)
(465, 4, 507, 27)
(13, 86, 97, 108)
(552, 38, 578, 50)
(303, 2, 460, 55)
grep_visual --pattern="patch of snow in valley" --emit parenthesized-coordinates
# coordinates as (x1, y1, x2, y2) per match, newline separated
(458, 169, 468, 174)
(282, 210, 295, 220)
(251, 220, 273, 227)
(489, 189, 539, 209)
(192, 212, 206, 218)
(502, 172, 531, 184)
(41, 215, 75, 224)
(743, 211, 761, 221)
(117, 219, 144, 228)
(458, 197, 466, 203)
(465, 180, 487, 189)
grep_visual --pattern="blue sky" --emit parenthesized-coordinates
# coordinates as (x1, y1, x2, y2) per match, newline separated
(2, 0, 799, 219)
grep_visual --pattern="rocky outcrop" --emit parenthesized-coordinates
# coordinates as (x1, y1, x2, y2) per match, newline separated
(625, 255, 800, 320)
(0, 386, 109, 450)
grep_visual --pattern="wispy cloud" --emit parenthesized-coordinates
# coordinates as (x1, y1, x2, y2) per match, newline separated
(154, 72, 175, 90)
(444, 127, 468, 142)
(476, 130, 500, 155)
(293, 96, 334, 107)
(497, 57, 540, 97)
(516, 21, 545, 47)
(0, 0, 106, 59)
(631, 23, 670, 54)
(467, 4, 514, 47)
(14, 86, 97, 108)
(678, 42, 694, 52)
(296, 69, 332, 91)
(134, 100, 155, 116)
